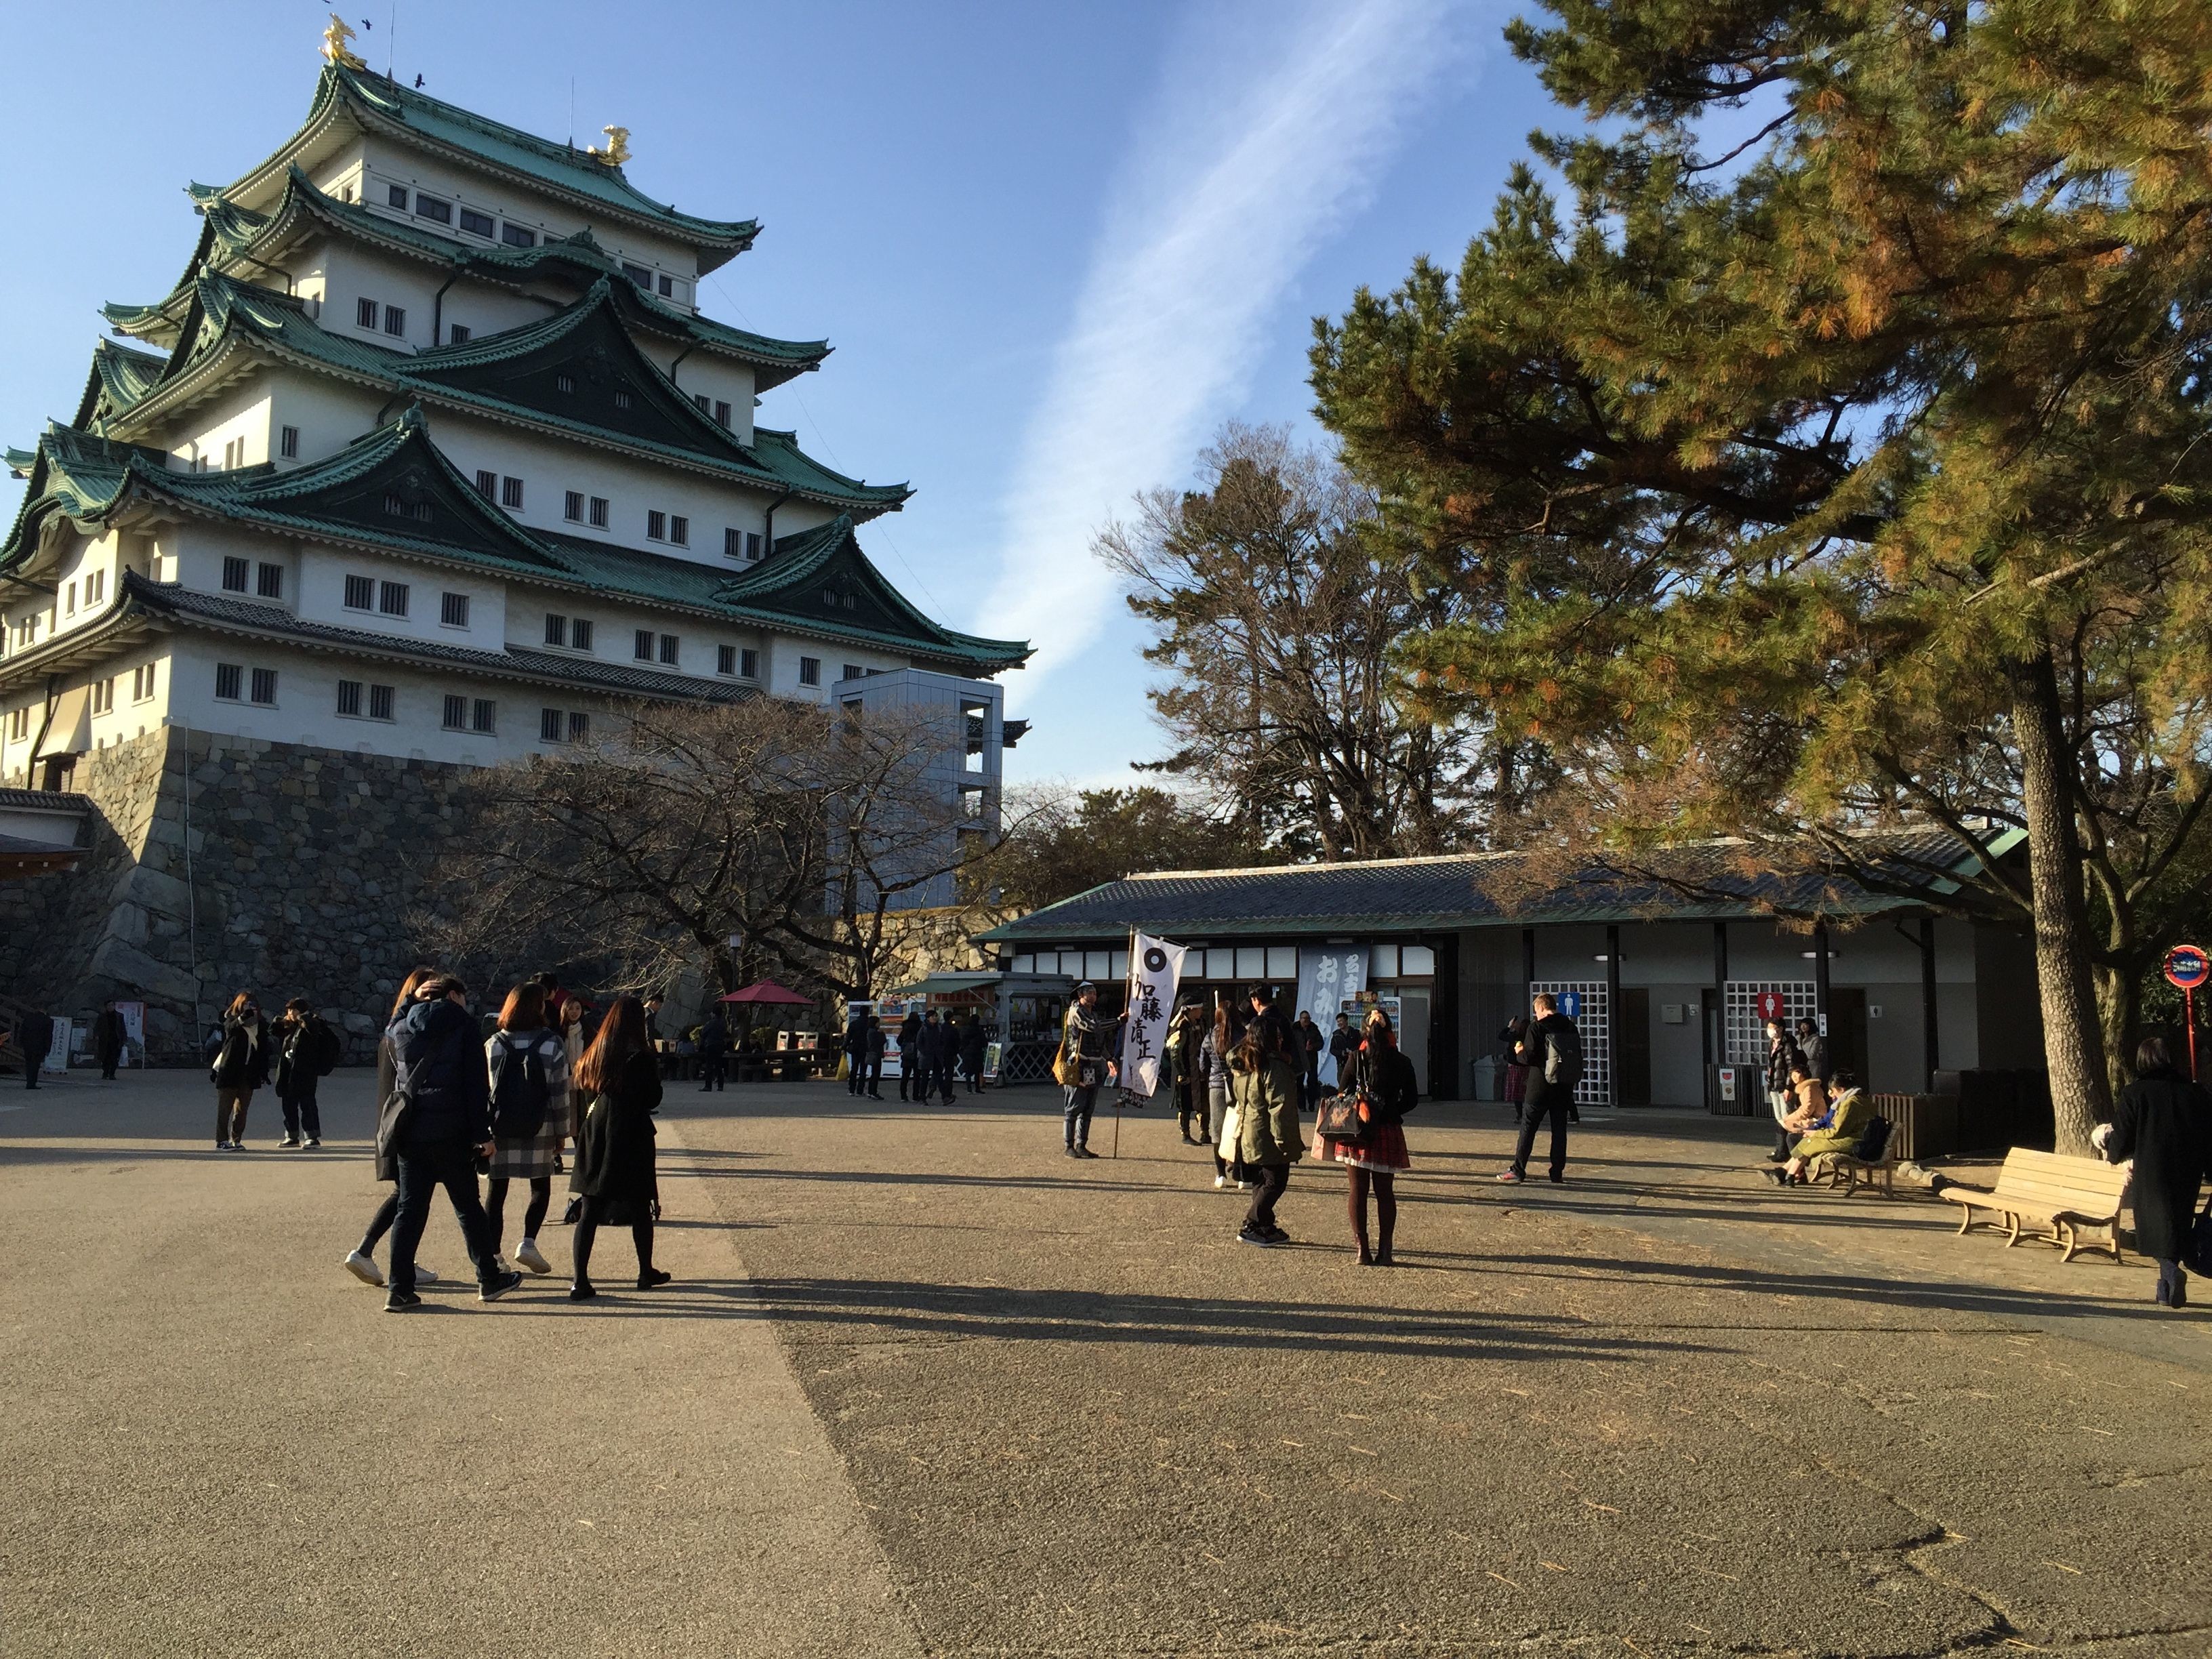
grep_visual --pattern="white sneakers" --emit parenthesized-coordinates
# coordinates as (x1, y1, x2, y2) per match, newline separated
(343, 1252, 438, 1287)
(514, 1238, 554, 1275)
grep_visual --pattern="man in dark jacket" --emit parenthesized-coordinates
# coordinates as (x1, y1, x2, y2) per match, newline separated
(958, 1012, 989, 1095)
(383, 977, 518, 1311)
(924, 1011, 960, 1106)
(92, 1001, 127, 1080)
(1500, 993, 1579, 1185)
(697, 1010, 729, 1092)
(1765, 1019, 1805, 1161)
(1294, 1011, 1325, 1114)
(17, 1005, 52, 1088)
(844, 1010, 871, 1097)
(897, 1010, 924, 1101)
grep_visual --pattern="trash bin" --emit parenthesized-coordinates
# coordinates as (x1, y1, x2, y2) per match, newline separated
(1707, 1063, 1757, 1116)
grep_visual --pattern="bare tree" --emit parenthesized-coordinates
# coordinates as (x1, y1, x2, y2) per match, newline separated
(422, 695, 1002, 1000)
(1094, 422, 1487, 860)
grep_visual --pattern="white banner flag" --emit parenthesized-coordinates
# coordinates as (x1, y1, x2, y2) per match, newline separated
(1296, 944, 1369, 1087)
(1118, 933, 1187, 1097)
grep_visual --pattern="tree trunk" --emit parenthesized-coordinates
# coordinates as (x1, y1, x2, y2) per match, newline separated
(2009, 653, 2112, 1152)
(2093, 960, 2139, 1103)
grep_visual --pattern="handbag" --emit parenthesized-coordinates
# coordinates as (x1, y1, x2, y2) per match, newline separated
(1315, 1092, 1365, 1142)
(2186, 1204, 2212, 1279)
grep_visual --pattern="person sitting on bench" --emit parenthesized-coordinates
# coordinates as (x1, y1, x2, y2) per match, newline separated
(1768, 1067, 1867, 1187)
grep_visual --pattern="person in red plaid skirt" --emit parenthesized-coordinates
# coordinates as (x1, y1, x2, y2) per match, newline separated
(1333, 1009, 1416, 1267)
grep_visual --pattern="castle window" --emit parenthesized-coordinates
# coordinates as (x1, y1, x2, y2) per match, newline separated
(222, 438, 243, 470)
(567, 711, 589, 741)
(131, 663, 156, 701)
(85, 571, 105, 605)
(343, 575, 374, 611)
(613, 390, 632, 411)
(474, 470, 497, 500)
(842, 664, 865, 683)
(249, 668, 278, 706)
(571, 619, 594, 651)
(378, 580, 409, 617)
(621, 262, 651, 287)
(565, 491, 583, 523)
(714, 401, 731, 428)
(356, 297, 378, 329)
(589, 496, 609, 529)
(459, 208, 495, 239)
(723, 527, 743, 560)
(658, 634, 679, 665)
(256, 562, 283, 599)
(740, 648, 758, 678)
(368, 684, 395, 720)
(64, 582, 75, 616)
(448, 324, 470, 344)
(634, 629, 654, 661)
(693, 394, 710, 413)
(442, 694, 468, 731)
(647, 510, 666, 541)
(8, 709, 28, 739)
(540, 708, 563, 743)
(280, 425, 300, 459)
(472, 698, 496, 733)
(386, 183, 409, 209)
(501, 476, 524, 510)
(717, 644, 735, 676)
(222, 558, 249, 594)
(502, 224, 535, 248)
(214, 663, 243, 701)
(336, 680, 363, 717)
(556, 373, 575, 394)
(544, 613, 568, 647)
(670, 516, 689, 547)
(441, 592, 470, 628)
(382, 493, 432, 523)
(798, 657, 821, 687)
(658, 274, 674, 298)
(382, 304, 406, 337)
(90, 678, 113, 715)
(414, 193, 451, 224)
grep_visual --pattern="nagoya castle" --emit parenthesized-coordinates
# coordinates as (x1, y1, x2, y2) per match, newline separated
(0, 20, 1027, 1054)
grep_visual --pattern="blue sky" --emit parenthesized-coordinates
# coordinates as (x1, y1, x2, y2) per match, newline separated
(0, 0, 1557, 786)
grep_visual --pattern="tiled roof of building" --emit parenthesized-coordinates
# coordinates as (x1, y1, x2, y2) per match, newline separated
(3, 413, 1029, 675)
(976, 833, 2010, 943)
(108, 169, 825, 385)
(220, 67, 759, 268)
(111, 274, 902, 514)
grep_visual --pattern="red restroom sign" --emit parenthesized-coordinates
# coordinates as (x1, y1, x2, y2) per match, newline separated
(1755, 990, 1786, 1023)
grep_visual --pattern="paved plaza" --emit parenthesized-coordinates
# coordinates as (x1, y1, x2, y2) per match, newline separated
(4, 1071, 2209, 1657)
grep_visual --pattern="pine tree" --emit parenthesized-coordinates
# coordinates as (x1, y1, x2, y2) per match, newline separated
(1312, 1, 2212, 1149)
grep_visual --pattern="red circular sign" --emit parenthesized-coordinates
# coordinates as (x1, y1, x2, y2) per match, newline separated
(1755, 990, 1786, 1022)
(2165, 945, 2209, 991)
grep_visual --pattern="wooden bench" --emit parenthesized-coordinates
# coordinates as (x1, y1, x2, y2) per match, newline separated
(1936, 1148, 2130, 1263)
(1813, 1149, 1899, 1197)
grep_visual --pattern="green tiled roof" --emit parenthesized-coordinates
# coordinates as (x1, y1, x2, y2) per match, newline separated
(222, 67, 759, 270)
(3, 412, 1027, 674)
(114, 169, 827, 386)
(117, 274, 905, 516)
(73, 340, 170, 433)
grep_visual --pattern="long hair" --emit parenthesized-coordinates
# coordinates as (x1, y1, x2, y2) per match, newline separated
(224, 991, 258, 1022)
(1235, 1009, 1279, 1071)
(1212, 1003, 1232, 1055)
(1364, 1008, 1395, 1047)
(499, 983, 546, 1033)
(389, 966, 436, 1023)
(577, 994, 648, 1093)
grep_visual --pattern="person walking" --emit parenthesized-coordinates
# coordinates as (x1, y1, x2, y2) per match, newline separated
(958, 1010, 988, 1096)
(211, 992, 272, 1150)
(1763, 1017, 1803, 1161)
(1231, 1012, 1303, 1245)
(1202, 1006, 1242, 1187)
(1057, 983, 1117, 1158)
(865, 1014, 890, 1100)
(568, 994, 669, 1300)
(696, 1007, 729, 1092)
(924, 1010, 960, 1107)
(1294, 1010, 1325, 1116)
(2096, 1036, 2212, 1307)
(92, 1000, 127, 1080)
(843, 1008, 870, 1097)
(897, 1008, 923, 1101)
(343, 968, 443, 1288)
(485, 983, 571, 1278)
(1333, 1008, 1418, 1265)
(17, 1002, 52, 1090)
(382, 975, 519, 1311)
(1498, 1015, 1531, 1124)
(1498, 991, 1580, 1185)
(272, 997, 337, 1147)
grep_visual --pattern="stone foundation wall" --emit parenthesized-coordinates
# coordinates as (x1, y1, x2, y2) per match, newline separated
(0, 728, 499, 1063)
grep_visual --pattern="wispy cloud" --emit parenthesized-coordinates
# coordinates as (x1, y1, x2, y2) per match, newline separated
(984, 0, 1473, 686)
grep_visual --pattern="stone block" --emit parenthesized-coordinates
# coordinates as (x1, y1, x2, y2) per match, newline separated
(86, 938, 201, 1005)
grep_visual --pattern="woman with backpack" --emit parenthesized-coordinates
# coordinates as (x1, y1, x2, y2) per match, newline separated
(272, 998, 337, 1148)
(485, 983, 571, 1277)
(567, 994, 668, 1300)
(343, 968, 443, 1288)
(2094, 1036, 2212, 1307)
(211, 991, 272, 1151)
(1330, 1009, 1418, 1266)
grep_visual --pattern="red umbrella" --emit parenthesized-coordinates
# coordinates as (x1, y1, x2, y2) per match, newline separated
(718, 979, 815, 1006)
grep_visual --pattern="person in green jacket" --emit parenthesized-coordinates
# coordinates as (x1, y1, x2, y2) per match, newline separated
(1232, 1015, 1305, 1247)
(1773, 1071, 1871, 1186)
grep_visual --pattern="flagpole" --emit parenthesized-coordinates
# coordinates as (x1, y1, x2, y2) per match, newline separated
(1113, 928, 1134, 1158)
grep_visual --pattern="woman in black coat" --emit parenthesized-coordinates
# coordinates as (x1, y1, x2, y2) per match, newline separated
(569, 994, 668, 1300)
(211, 992, 272, 1149)
(2100, 1036, 2212, 1307)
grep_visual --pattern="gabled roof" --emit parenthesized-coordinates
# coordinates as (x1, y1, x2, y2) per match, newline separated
(111, 169, 827, 385)
(975, 833, 2007, 943)
(108, 274, 903, 516)
(73, 340, 171, 433)
(217, 66, 759, 271)
(2, 413, 1028, 676)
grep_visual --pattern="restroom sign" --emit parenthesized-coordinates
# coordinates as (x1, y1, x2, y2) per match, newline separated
(1755, 989, 1786, 1023)
(1558, 989, 1581, 1019)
